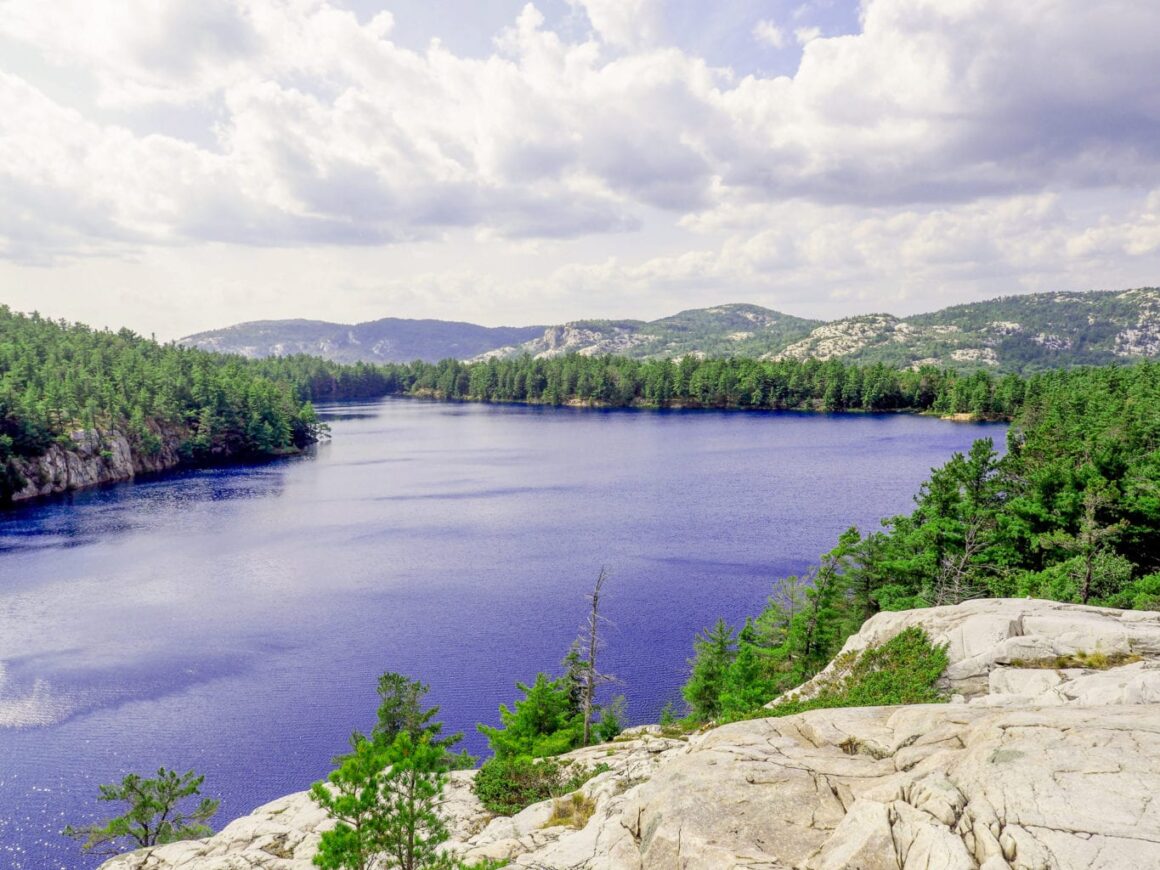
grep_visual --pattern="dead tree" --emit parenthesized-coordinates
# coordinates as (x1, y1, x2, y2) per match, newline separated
(577, 567, 616, 746)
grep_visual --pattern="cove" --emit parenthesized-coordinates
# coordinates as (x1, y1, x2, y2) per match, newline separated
(0, 399, 1003, 869)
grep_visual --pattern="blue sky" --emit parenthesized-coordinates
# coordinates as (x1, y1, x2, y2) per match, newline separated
(349, 0, 859, 76)
(1, 0, 1158, 338)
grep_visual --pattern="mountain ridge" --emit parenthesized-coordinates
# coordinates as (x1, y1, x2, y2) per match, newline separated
(180, 316, 546, 364)
(180, 288, 1160, 373)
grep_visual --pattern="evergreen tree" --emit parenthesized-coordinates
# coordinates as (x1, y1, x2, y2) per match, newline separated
(477, 674, 583, 759)
(355, 672, 465, 758)
(682, 618, 737, 721)
(312, 732, 453, 870)
(63, 768, 219, 856)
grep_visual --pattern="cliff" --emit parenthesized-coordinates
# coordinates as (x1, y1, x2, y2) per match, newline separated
(98, 599, 1160, 869)
(7, 425, 188, 503)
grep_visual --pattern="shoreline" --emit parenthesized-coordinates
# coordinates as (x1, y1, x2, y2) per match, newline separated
(402, 389, 1009, 422)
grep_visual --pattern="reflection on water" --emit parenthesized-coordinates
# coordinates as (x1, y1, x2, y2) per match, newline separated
(0, 399, 1003, 869)
(0, 466, 288, 555)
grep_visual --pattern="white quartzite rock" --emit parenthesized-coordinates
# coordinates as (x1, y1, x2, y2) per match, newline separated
(99, 599, 1160, 870)
(11, 425, 187, 502)
(780, 597, 1160, 702)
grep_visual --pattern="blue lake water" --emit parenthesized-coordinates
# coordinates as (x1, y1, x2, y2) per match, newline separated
(0, 399, 1004, 868)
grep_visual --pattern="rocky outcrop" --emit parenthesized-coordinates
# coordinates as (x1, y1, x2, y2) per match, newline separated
(98, 599, 1160, 870)
(8, 425, 188, 502)
(604, 702, 1160, 870)
(96, 734, 686, 870)
(783, 597, 1160, 703)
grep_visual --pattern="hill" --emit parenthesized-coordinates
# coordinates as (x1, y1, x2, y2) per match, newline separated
(180, 318, 546, 364)
(775, 288, 1160, 371)
(180, 288, 1160, 372)
(0, 306, 327, 503)
(470, 304, 824, 361)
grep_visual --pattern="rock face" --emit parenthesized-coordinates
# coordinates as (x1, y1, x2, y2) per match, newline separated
(784, 597, 1160, 703)
(98, 600, 1160, 870)
(9, 426, 187, 502)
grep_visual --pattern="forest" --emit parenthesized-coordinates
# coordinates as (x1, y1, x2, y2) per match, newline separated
(264, 352, 1029, 418)
(680, 361, 1160, 723)
(443, 361, 1160, 778)
(0, 307, 326, 500)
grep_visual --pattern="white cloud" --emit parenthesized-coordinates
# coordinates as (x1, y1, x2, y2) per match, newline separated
(2, 0, 1160, 331)
(569, 0, 662, 49)
(794, 25, 822, 45)
(753, 19, 786, 49)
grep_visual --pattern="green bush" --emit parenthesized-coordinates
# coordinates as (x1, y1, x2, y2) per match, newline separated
(764, 627, 948, 719)
(593, 696, 626, 743)
(1015, 553, 1134, 605)
(472, 757, 608, 817)
(1103, 572, 1160, 611)
(476, 673, 583, 759)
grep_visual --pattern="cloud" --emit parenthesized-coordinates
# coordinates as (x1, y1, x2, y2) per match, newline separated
(0, 0, 261, 106)
(1, 0, 1160, 330)
(569, 0, 663, 49)
(753, 19, 786, 49)
(794, 25, 822, 45)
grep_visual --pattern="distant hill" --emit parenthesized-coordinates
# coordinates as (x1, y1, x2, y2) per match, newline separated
(180, 288, 1160, 372)
(773, 288, 1160, 372)
(179, 317, 546, 364)
(471, 304, 825, 361)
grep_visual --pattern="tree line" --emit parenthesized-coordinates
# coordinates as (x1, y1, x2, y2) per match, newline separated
(241, 349, 1031, 417)
(0, 304, 1051, 505)
(0, 307, 329, 500)
(359, 354, 1027, 417)
(681, 361, 1160, 723)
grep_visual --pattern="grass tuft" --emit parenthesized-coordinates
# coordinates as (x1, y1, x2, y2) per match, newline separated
(543, 792, 596, 829)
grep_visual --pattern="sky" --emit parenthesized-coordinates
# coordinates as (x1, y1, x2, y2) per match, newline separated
(1, 0, 1159, 340)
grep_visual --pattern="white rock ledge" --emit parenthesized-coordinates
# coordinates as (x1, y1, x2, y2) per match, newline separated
(99, 599, 1160, 870)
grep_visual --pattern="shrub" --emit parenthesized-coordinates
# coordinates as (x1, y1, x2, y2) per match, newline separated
(593, 696, 626, 743)
(1104, 573, 1160, 611)
(473, 757, 608, 817)
(476, 674, 582, 759)
(763, 627, 949, 719)
(63, 768, 218, 855)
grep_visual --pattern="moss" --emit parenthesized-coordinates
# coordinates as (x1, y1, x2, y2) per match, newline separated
(259, 833, 294, 859)
(1009, 650, 1142, 670)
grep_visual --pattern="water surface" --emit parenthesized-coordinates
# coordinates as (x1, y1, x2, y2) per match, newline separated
(0, 400, 1003, 868)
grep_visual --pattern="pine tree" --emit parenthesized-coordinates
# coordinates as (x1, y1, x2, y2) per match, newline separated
(63, 768, 219, 856)
(682, 618, 737, 721)
(312, 732, 454, 870)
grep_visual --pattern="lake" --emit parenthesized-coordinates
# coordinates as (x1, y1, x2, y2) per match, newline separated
(0, 399, 1003, 868)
